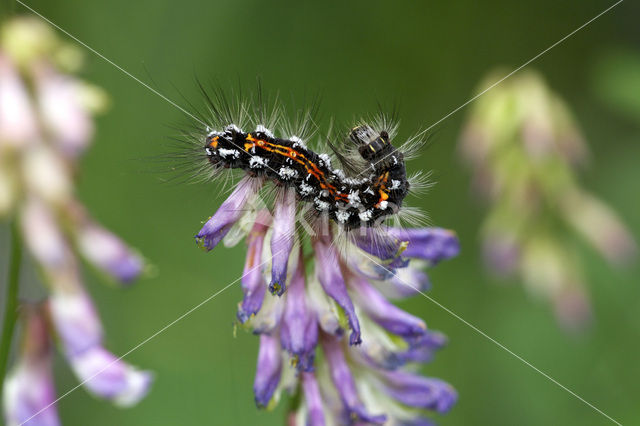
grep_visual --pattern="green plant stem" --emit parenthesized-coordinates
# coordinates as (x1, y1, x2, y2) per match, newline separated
(0, 222, 22, 399)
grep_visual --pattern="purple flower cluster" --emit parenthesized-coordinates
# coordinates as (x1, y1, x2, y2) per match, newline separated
(459, 70, 636, 330)
(196, 175, 460, 424)
(1, 18, 150, 425)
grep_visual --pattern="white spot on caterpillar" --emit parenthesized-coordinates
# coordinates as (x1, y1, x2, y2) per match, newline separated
(358, 210, 373, 222)
(333, 169, 346, 180)
(249, 156, 268, 168)
(207, 129, 224, 137)
(344, 177, 368, 185)
(392, 156, 398, 165)
(364, 187, 375, 195)
(299, 182, 314, 196)
(319, 153, 332, 167)
(390, 179, 401, 190)
(279, 167, 298, 180)
(314, 198, 330, 211)
(225, 124, 242, 133)
(335, 210, 351, 223)
(290, 136, 307, 149)
(347, 190, 361, 206)
(256, 125, 274, 138)
(205, 147, 213, 156)
(378, 200, 389, 210)
(218, 148, 240, 159)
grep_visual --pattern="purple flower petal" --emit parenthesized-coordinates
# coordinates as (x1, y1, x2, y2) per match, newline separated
(67, 346, 153, 407)
(49, 289, 103, 357)
(482, 231, 520, 275)
(381, 370, 457, 414)
(237, 213, 270, 323)
(380, 264, 432, 299)
(307, 276, 343, 337)
(21, 198, 69, 269)
(195, 176, 263, 251)
(269, 188, 296, 296)
(321, 335, 386, 424)
(301, 372, 326, 426)
(351, 227, 405, 261)
(397, 331, 448, 365)
(3, 307, 60, 426)
(76, 219, 143, 284)
(0, 53, 38, 147)
(254, 334, 282, 408)
(246, 290, 285, 334)
(280, 253, 318, 371)
(387, 228, 460, 264)
(313, 238, 361, 345)
(35, 64, 93, 157)
(349, 277, 426, 338)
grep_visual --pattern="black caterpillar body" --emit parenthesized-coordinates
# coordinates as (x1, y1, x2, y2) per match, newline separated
(204, 123, 410, 229)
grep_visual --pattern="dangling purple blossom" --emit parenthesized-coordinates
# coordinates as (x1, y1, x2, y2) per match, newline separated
(195, 176, 263, 251)
(387, 227, 460, 264)
(279, 250, 318, 371)
(313, 237, 361, 345)
(253, 334, 282, 408)
(1, 18, 150, 425)
(269, 187, 297, 295)
(237, 211, 271, 323)
(3, 307, 59, 426)
(321, 334, 387, 424)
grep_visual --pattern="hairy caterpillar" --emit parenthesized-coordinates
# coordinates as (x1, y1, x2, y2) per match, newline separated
(173, 85, 427, 231)
(204, 123, 410, 229)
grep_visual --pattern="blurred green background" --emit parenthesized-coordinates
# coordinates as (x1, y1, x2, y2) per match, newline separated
(2, 0, 640, 425)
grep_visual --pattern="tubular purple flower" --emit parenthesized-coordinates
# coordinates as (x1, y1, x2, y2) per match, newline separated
(35, 64, 93, 157)
(254, 334, 282, 408)
(66, 346, 152, 407)
(246, 289, 285, 334)
(321, 334, 386, 424)
(383, 265, 431, 299)
(48, 285, 152, 406)
(237, 212, 271, 323)
(48, 288, 103, 356)
(20, 198, 68, 269)
(269, 187, 297, 296)
(351, 227, 406, 261)
(306, 275, 343, 337)
(313, 238, 361, 345)
(397, 331, 447, 365)
(195, 176, 263, 251)
(301, 372, 325, 426)
(387, 228, 460, 264)
(3, 307, 59, 426)
(0, 53, 38, 147)
(75, 216, 143, 283)
(380, 370, 457, 414)
(349, 276, 426, 338)
(482, 231, 520, 276)
(280, 252, 318, 371)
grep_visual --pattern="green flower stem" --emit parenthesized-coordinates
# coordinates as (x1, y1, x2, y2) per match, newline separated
(0, 221, 22, 401)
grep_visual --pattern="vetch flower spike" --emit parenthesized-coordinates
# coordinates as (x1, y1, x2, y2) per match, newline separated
(0, 17, 149, 425)
(191, 85, 460, 424)
(459, 69, 636, 329)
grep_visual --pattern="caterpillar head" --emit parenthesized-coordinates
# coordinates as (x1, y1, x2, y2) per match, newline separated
(349, 125, 392, 162)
